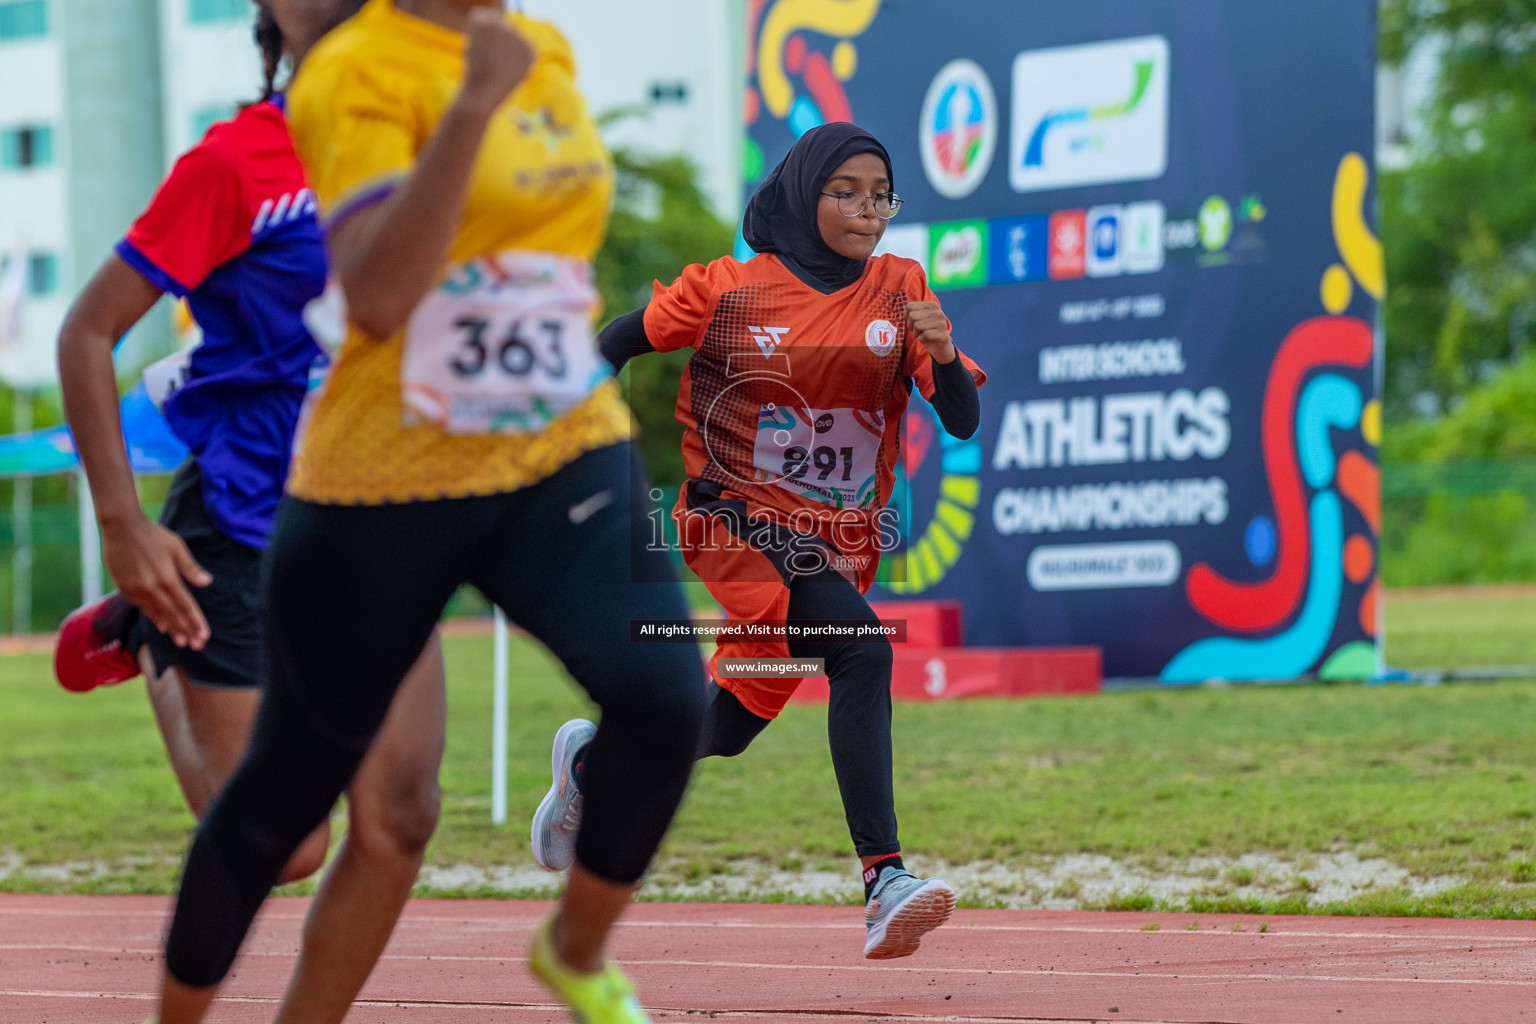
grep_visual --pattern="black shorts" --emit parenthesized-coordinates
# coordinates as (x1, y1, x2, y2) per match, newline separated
(129, 459, 265, 689)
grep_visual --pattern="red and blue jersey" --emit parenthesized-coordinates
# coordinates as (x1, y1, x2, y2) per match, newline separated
(115, 99, 327, 549)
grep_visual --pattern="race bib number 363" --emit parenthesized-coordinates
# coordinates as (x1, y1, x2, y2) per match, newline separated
(402, 251, 609, 434)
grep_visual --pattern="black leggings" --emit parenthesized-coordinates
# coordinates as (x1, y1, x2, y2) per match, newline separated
(699, 566, 898, 858)
(164, 443, 705, 988)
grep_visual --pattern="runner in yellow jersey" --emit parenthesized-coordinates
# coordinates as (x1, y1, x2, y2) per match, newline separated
(151, 4, 705, 1023)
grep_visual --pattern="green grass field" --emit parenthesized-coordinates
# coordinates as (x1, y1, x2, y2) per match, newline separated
(1, 589, 1533, 918)
(1379, 589, 1536, 668)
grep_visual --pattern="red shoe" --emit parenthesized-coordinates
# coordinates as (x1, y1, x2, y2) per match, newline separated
(54, 593, 141, 693)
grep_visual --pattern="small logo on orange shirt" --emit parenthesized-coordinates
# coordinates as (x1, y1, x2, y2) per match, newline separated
(866, 319, 897, 356)
(748, 325, 792, 356)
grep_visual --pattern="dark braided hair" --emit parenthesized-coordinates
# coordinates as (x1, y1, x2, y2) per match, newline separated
(254, 3, 284, 101)
(253, 0, 368, 102)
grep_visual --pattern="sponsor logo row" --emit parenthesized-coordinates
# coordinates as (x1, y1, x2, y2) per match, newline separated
(878, 194, 1264, 290)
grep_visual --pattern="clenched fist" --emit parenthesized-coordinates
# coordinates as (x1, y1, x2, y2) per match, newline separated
(906, 300, 956, 364)
(460, 7, 535, 113)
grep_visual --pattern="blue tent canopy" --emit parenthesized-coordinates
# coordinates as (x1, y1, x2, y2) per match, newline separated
(0, 384, 187, 478)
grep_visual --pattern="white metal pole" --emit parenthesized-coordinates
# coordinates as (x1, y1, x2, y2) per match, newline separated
(491, 606, 510, 825)
(12, 387, 31, 634)
(78, 472, 102, 604)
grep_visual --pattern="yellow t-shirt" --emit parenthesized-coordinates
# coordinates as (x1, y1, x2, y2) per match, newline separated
(285, 0, 631, 505)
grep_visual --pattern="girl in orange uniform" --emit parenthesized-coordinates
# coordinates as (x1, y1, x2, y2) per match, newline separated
(535, 123, 985, 960)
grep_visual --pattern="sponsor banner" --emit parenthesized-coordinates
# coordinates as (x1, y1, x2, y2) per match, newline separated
(988, 215, 1048, 284)
(1085, 205, 1122, 278)
(743, 0, 1380, 681)
(930, 219, 989, 289)
(920, 59, 999, 201)
(1121, 202, 1166, 274)
(1047, 209, 1087, 280)
(873, 223, 932, 272)
(1009, 35, 1171, 194)
(1026, 541, 1182, 591)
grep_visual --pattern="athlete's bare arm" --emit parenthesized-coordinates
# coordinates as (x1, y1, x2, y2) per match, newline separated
(58, 256, 212, 649)
(327, 9, 534, 339)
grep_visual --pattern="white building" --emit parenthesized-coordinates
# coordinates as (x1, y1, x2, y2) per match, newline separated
(522, 0, 742, 221)
(0, 0, 742, 389)
(0, 0, 83, 389)
(1376, 36, 1440, 172)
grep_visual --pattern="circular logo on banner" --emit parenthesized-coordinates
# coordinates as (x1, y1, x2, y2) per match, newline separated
(865, 319, 897, 356)
(920, 59, 997, 200)
(1199, 196, 1233, 252)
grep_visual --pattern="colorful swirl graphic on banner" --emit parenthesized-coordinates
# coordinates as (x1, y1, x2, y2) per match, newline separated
(739, 4, 888, 291)
(878, 407, 983, 595)
(748, 0, 880, 126)
(743, 0, 883, 183)
(1164, 153, 1383, 682)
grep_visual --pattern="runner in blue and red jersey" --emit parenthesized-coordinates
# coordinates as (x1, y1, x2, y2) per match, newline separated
(55, 5, 446, 1023)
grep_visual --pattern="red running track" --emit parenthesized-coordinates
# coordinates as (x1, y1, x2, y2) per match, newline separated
(1, 895, 1533, 1023)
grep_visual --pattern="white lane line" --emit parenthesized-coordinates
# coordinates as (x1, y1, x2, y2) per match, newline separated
(0, 990, 551, 1011)
(6, 936, 1536, 973)
(4, 951, 1534, 990)
(673, 1019, 1166, 1024)
(685, 1019, 1234, 1024)
(616, 921, 1536, 945)
(620, 957, 1536, 988)
(0, 991, 155, 1002)
(0, 944, 530, 964)
(3, 907, 1533, 947)
(0, 944, 156, 953)
(0, 992, 1258, 1023)
(0, 944, 523, 967)
(6, 941, 1533, 982)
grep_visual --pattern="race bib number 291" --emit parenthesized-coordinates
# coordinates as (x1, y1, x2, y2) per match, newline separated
(402, 251, 609, 434)
(752, 405, 884, 508)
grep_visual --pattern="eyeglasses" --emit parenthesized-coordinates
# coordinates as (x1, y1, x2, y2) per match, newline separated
(820, 190, 904, 219)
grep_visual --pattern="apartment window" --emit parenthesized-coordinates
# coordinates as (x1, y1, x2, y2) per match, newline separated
(0, 1, 48, 42)
(27, 252, 57, 297)
(0, 125, 53, 169)
(650, 82, 690, 105)
(190, 105, 234, 141)
(188, 0, 243, 24)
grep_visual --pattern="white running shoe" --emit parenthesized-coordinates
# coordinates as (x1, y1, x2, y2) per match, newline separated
(530, 718, 596, 872)
(862, 868, 956, 959)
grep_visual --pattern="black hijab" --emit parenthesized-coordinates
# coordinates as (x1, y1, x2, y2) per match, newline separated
(742, 123, 893, 293)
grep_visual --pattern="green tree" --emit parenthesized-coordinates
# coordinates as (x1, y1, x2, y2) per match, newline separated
(594, 138, 735, 485)
(1381, 0, 1536, 416)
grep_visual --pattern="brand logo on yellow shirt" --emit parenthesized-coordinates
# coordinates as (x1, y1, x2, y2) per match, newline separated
(509, 107, 573, 156)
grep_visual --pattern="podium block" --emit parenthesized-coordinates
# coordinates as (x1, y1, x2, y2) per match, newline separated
(788, 646, 1101, 704)
(866, 600, 963, 649)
